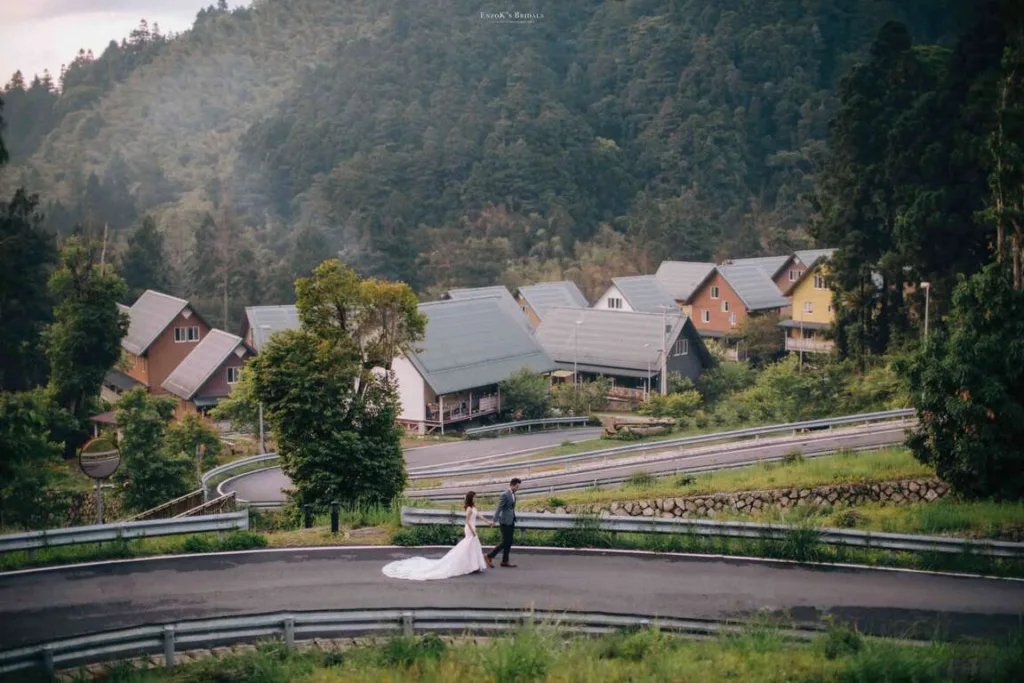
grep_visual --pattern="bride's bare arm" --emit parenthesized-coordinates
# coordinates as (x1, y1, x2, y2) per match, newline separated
(465, 507, 476, 536)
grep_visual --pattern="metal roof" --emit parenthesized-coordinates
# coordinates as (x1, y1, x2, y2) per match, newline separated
(536, 308, 697, 372)
(608, 275, 678, 313)
(725, 255, 791, 280)
(654, 261, 716, 301)
(243, 305, 301, 352)
(443, 286, 533, 335)
(122, 290, 190, 356)
(794, 249, 836, 267)
(405, 297, 555, 396)
(162, 330, 250, 400)
(103, 368, 143, 392)
(516, 281, 589, 320)
(716, 264, 792, 311)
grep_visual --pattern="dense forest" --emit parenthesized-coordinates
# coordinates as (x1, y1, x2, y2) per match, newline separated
(0, 0, 971, 329)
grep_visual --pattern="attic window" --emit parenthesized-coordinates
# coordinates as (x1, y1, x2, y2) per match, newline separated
(721, 300, 730, 313)
(710, 286, 720, 299)
(227, 367, 242, 384)
(789, 269, 800, 281)
(607, 297, 623, 309)
(673, 339, 689, 356)
(174, 326, 200, 343)
(814, 275, 826, 290)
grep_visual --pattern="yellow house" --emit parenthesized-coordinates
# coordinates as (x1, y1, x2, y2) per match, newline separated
(779, 252, 835, 354)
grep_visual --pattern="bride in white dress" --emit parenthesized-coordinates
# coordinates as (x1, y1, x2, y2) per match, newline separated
(382, 491, 490, 581)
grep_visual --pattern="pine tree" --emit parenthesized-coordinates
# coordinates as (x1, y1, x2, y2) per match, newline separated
(120, 215, 171, 301)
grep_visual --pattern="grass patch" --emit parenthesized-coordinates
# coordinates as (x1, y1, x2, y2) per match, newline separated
(51, 623, 1024, 682)
(523, 448, 933, 508)
(0, 531, 267, 572)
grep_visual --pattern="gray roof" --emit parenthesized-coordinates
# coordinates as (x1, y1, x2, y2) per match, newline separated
(716, 264, 792, 311)
(516, 281, 589, 320)
(725, 255, 791, 280)
(794, 249, 836, 268)
(162, 330, 249, 400)
(122, 290, 189, 356)
(443, 286, 533, 335)
(536, 308, 689, 372)
(608, 275, 678, 314)
(655, 261, 716, 301)
(116, 303, 130, 315)
(244, 305, 300, 352)
(405, 297, 555, 396)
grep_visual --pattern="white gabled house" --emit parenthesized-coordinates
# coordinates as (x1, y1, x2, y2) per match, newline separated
(392, 296, 556, 434)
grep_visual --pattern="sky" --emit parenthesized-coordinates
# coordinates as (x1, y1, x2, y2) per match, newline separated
(0, 1, 214, 86)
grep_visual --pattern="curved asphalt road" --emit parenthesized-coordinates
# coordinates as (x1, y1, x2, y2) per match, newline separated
(223, 428, 601, 503)
(411, 425, 909, 498)
(1, 549, 1021, 650)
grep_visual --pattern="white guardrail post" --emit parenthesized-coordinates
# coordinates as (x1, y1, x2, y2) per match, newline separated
(0, 511, 250, 555)
(397, 507, 1024, 559)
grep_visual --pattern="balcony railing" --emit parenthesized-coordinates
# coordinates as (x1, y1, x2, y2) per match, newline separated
(785, 337, 834, 353)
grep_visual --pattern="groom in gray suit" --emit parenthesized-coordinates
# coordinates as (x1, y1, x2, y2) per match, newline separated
(485, 478, 521, 568)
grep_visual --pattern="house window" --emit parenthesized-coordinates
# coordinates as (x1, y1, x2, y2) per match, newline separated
(607, 297, 623, 309)
(721, 300, 730, 313)
(701, 309, 711, 323)
(789, 269, 800, 281)
(710, 286, 720, 299)
(673, 339, 689, 356)
(174, 326, 201, 342)
(227, 366, 242, 384)
(804, 301, 814, 314)
(827, 304, 833, 314)
(814, 275, 826, 290)
(729, 312, 736, 326)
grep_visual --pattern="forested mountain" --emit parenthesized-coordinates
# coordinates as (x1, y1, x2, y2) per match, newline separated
(0, 0, 969, 328)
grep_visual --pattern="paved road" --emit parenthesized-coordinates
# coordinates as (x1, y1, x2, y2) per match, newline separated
(410, 425, 909, 499)
(1, 549, 1020, 649)
(223, 429, 601, 503)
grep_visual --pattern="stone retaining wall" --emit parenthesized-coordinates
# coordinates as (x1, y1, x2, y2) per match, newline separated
(535, 478, 950, 519)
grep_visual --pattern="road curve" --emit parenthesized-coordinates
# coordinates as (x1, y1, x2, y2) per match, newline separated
(223, 428, 601, 503)
(411, 426, 908, 499)
(1, 548, 1021, 649)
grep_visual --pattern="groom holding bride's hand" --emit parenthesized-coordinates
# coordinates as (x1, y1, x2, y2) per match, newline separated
(485, 478, 521, 568)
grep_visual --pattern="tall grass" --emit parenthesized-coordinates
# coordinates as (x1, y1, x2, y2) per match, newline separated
(76, 623, 1024, 683)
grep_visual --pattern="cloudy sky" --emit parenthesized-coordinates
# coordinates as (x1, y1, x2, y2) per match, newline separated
(0, 1, 215, 85)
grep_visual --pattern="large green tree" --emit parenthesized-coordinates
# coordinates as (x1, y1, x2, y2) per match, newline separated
(114, 388, 195, 513)
(120, 215, 171, 301)
(901, 263, 1024, 499)
(0, 190, 56, 391)
(0, 389, 69, 529)
(45, 237, 129, 454)
(250, 260, 425, 507)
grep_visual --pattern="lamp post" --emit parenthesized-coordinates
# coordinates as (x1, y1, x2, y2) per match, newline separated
(921, 282, 931, 346)
(573, 319, 583, 409)
(643, 343, 652, 400)
(258, 324, 273, 454)
(657, 305, 672, 396)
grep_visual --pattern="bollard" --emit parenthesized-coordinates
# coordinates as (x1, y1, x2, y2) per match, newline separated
(163, 625, 176, 668)
(401, 612, 414, 636)
(303, 505, 313, 529)
(330, 501, 340, 535)
(41, 645, 55, 677)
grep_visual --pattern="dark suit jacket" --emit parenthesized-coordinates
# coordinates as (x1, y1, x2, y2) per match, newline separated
(493, 489, 517, 526)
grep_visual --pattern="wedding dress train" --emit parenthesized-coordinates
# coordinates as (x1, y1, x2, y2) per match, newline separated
(382, 506, 489, 581)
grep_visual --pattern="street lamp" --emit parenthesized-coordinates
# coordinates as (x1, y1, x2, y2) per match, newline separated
(657, 305, 673, 396)
(643, 343, 652, 400)
(920, 282, 931, 344)
(574, 319, 583, 401)
(257, 324, 273, 453)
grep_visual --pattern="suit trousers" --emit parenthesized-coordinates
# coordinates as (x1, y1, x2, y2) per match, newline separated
(489, 523, 515, 563)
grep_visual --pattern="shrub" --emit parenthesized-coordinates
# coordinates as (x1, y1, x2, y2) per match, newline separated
(625, 471, 656, 489)
(217, 531, 268, 551)
(821, 625, 864, 660)
(552, 514, 612, 548)
(783, 449, 805, 465)
(377, 633, 446, 668)
(498, 369, 552, 421)
(391, 524, 461, 546)
(488, 629, 551, 683)
(182, 535, 214, 553)
(547, 497, 567, 508)
(638, 390, 702, 418)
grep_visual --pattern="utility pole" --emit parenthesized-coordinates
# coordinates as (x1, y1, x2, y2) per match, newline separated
(258, 402, 265, 454)
(99, 223, 109, 272)
(659, 306, 669, 395)
(921, 282, 931, 346)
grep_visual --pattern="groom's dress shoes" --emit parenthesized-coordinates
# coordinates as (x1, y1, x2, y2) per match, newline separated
(484, 555, 493, 568)
(500, 563, 517, 568)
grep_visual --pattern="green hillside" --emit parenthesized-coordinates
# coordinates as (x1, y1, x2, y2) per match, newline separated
(1, 0, 966, 326)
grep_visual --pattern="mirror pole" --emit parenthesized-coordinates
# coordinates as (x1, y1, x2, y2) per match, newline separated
(95, 479, 104, 525)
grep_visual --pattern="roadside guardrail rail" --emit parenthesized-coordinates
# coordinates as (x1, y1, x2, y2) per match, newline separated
(201, 453, 280, 491)
(409, 409, 916, 478)
(464, 416, 595, 437)
(0, 608, 825, 675)
(400, 507, 1024, 559)
(0, 511, 249, 555)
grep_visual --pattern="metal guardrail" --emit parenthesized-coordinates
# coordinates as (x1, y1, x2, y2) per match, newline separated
(408, 444, 898, 501)
(464, 416, 594, 437)
(0, 511, 249, 555)
(175, 492, 237, 518)
(410, 409, 915, 478)
(0, 608, 825, 675)
(400, 507, 1024, 559)
(201, 454, 280, 490)
(124, 489, 206, 522)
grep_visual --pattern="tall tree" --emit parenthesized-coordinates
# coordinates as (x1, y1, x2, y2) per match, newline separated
(0, 190, 56, 390)
(0, 389, 69, 529)
(0, 93, 8, 164)
(901, 262, 1024, 499)
(45, 237, 129, 455)
(120, 215, 171, 301)
(114, 388, 195, 512)
(250, 261, 425, 507)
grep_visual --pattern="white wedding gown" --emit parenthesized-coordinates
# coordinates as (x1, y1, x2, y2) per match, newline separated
(382, 506, 489, 580)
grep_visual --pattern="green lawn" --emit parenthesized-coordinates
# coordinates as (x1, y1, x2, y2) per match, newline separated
(50, 625, 1023, 683)
(522, 448, 934, 508)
